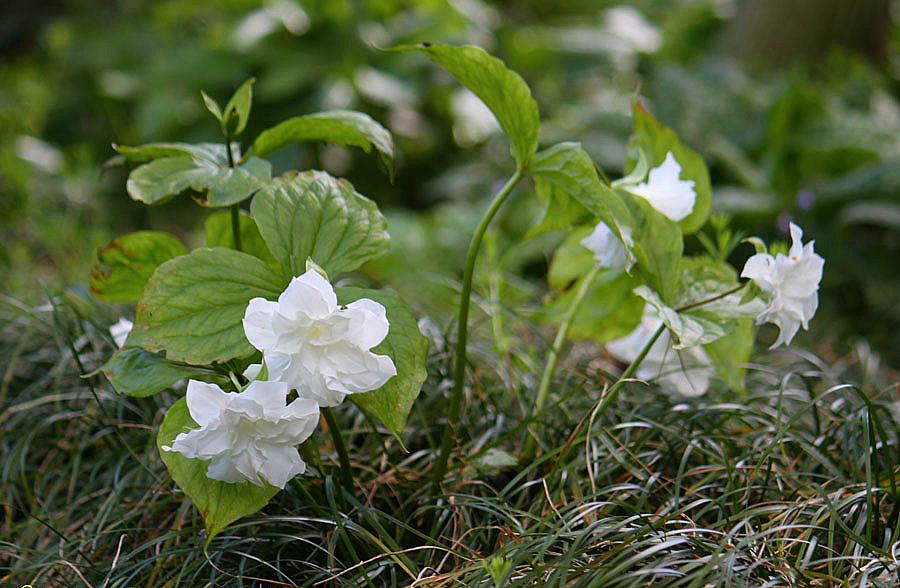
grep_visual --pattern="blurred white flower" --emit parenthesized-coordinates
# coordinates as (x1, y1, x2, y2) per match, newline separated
(110, 317, 133, 348)
(627, 152, 697, 221)
(162, 380, 319, 488)
(607, 305, 713, 397)
(580, 221, 628, 271)
(242, 270, 396, 407)
(741, 222, 824, 347)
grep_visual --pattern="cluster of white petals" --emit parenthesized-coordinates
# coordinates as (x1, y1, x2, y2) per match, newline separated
(607, 305, 713, 397)
(243, 269, 396, 407)
(627, 151, 696, 221)
(110, 317, 133, 348)
(741, 222, 824, 347)
(162, 380, 319, 488)
(580, 222, 628, 271)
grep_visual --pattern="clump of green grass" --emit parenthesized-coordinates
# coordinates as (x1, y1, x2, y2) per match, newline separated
(1, 289, 897, 587)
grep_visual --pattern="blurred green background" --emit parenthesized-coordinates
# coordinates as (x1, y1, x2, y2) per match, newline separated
(2, 0, 898, 362)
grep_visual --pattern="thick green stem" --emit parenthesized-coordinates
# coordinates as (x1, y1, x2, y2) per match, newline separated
(230, 205, 243, 252)
(432, 170, 524, 487)
(524, 265, 601, 455)
(322, 407, 354, 493)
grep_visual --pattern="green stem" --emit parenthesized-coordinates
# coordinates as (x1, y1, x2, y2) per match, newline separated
(432, 170, 524, 487)
(524, 265, 601, 455)
(594, 323, 666, 419)
(223, 137, 243, 252)
(322, 407, 354, 493)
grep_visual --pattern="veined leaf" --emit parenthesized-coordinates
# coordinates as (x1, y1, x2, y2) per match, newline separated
(157, 397, 279, 544)
(250, 110, 394, 177)
(90, 231, 186, 302)
(103, 348, 222, 397)
(338, 287, 428, 438)
(634, 286, 725, 349)
(204, 209, 278, 268)
(397, 43, 539, 170)
(627, 103, 712, 234)
(129, 248, 285, 365)
(250, 171, 390, 278)
(125, 155, 271, 207)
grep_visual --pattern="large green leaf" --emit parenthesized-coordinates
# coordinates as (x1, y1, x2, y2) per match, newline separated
(249, 110, 394, 176)
(221, 78, 255, 136)
(547, 226, 597, 291)
(398, 43, 539, 170)
(704, 318, 754, 393)
(103, 348, 221, 397)
(627, 103, 712, 234)
(126, 156, 271, 207)
(250, 171, 390, 278)
(157, 397, 279, 543)
(204, 209, 278, 268)
(620, 191, 683, 304)
(129, 248, 285, 365)
(90, 231, 186, 302)
(528, 143, 636, 267)
(114, 142, 236, 163)
(337, 287, 428, 438)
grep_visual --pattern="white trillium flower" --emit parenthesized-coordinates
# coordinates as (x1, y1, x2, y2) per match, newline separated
(110, 317, 133, 348)
(627, 151, 697, 221)
(580, 221, 628, 271)
(741, 222, 824, 348)
(162, 379, 319, 488)
(607, 305, 714, 397)
(242, 269, 397, 407)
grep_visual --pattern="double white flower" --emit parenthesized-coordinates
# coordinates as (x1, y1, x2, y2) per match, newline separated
(162, 380, 319, 488)
(741, 222, 824, 347)
(242, 269, 397, 407)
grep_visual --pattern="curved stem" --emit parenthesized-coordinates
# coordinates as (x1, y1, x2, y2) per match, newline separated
(322, 407, 354, 493)
(432, 170, 524, 487)
(524, 265, 601, 455)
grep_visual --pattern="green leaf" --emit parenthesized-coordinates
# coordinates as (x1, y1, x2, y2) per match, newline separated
(129, 248, 285, 365)
(250, 110, 394, 177)
(157, 397, 279, 543)
(398, 43, 539, 170)
(103, 348, 220, 397)
(621, 191, 683, 304)
(337, 287, 428, 438)
(125, 155, 271, 206)
(634, 286, 725, 349)
(250, 171, 390, 278)
(528, 143, 635, 267)
(627, 103, 712, 234)
(204, 209, 278, 268)
(201, 91, 223, 122)
(704, 318, 754, 393)
(221, 78, 255, 137)
(90, 231, 186, 302)
(546, 226, 597, 291)
(114, 142, 236, 163)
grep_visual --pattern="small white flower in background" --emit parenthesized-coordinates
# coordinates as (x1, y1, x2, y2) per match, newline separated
(242, 269, 397, 407)
(627, 151, 697, 222)
(607, 305, 713, 397)
(741, 222, 824, 348)
(110, 317, 133, 348)
(581, 221, 628, 271)
(162, 380, 319, 488)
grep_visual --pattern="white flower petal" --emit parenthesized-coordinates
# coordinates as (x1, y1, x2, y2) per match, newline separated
(242, 298, 281, 351)
(110, 317, 133, 348)
(257, 444, 307, 489)
(185, 380, 228, 427)
(243, 363, 263, 381)
(343, 298, 390, 349)
(239, 380, 290, 414)
(628, 152, 697, 221)
(277, 270, 337, 320)
(581, 222, 628, 270)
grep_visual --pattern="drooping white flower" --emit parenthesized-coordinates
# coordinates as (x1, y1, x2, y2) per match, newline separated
(580, 221, 628, 271)
(627, 151, 696, 221)
(242, 269, 397, 407)
(162, 379, 319, 488)
(741, 222, 824, 348)
(110, 317, 133, 348)
(607, 305, 714, 397)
